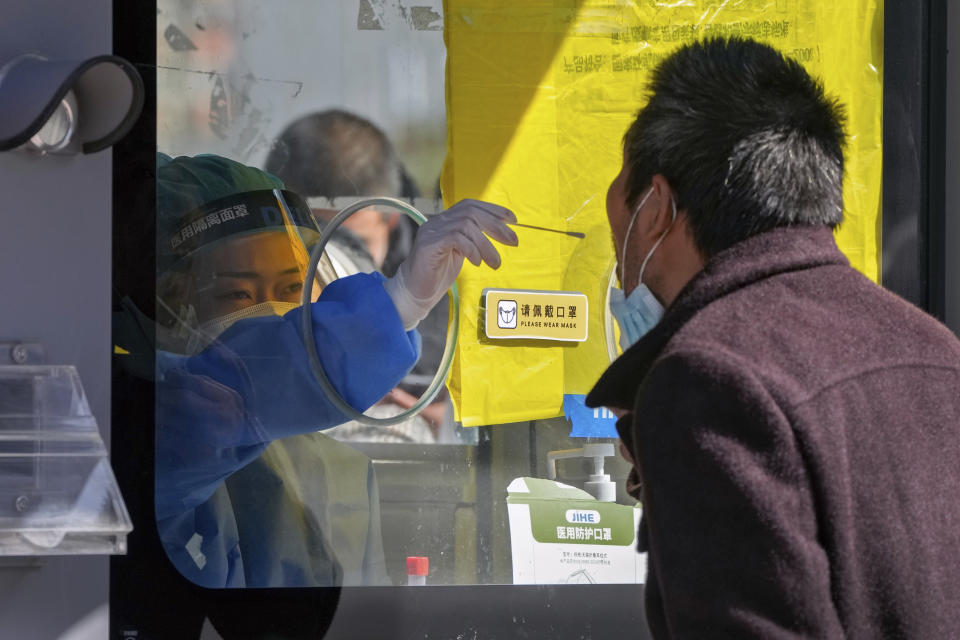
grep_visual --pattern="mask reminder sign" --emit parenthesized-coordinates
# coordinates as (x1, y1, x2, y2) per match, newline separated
(484, 289, 588, 342)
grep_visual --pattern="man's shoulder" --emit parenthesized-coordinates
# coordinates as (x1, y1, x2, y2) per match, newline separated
(662, 262, 960, 401)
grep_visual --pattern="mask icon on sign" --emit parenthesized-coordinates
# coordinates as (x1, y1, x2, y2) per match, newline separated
(497, 300, 518, 329)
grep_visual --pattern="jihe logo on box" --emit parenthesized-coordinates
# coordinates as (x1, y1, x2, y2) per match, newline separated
(565, 509, 600, 524)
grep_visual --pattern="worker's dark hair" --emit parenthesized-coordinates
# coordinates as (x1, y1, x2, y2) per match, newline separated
(264, 109, 401, 199)
(623, 37, 847, 257)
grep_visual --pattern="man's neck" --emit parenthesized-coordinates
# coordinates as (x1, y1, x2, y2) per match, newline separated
(651, 243, 706, 308)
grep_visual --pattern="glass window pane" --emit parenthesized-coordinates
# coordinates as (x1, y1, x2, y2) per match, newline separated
(153, 0, 881, 593)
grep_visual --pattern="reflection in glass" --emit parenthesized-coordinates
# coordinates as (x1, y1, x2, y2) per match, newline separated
(264, 109, 455, 444)
(154, 154, 418, 587)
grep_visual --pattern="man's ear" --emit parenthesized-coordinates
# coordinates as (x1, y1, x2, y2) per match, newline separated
(643, 174, 675, 237)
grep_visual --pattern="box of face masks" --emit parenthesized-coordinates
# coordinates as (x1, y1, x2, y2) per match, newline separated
(506, 477, 646, 584)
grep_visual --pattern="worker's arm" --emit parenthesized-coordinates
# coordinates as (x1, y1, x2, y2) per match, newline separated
(155, 271, 419, 521)
(632, 347, 843, 639)
(183, 272, 417, 432)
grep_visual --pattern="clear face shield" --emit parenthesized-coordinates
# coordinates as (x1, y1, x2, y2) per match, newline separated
(156, 188, 338, 354)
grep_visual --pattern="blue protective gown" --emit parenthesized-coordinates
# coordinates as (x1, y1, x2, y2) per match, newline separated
(155, 272, 420, 588)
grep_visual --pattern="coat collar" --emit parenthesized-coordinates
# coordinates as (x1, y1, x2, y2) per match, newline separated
(585, 225, 849, 410)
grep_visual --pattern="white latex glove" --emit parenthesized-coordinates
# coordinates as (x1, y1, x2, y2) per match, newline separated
(384, 199, 518, 330)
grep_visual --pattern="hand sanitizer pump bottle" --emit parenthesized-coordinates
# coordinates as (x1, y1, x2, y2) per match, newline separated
(546, 443, 617, 502)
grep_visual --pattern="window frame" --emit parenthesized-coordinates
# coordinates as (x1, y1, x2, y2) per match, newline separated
(110, 0, 946, 636)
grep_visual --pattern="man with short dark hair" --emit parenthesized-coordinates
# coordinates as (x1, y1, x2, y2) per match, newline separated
(265, 109, 402, 199)
(266, 109, 404, 271)
(587, 37, 960, 638)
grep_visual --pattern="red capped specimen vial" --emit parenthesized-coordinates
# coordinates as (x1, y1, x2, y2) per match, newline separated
(406, 556, 429, 586)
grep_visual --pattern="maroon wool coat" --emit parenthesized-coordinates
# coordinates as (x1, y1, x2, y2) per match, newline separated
(586, 226, 960, 639)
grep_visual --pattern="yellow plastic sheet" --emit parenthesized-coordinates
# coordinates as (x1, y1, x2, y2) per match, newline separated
(443, 0, 883, 427)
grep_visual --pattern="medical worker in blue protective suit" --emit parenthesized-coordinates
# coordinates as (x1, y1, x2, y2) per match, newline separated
(153, 154, 517, 588)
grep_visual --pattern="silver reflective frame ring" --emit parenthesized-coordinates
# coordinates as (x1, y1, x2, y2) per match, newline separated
(27, 90, 77, 154)
(298, 196, 461, 427)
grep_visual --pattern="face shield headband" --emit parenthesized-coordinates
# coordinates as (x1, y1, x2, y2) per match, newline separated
(159, 188, 319, 276)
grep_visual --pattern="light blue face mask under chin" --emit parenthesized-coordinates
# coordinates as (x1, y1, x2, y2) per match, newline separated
(609, 187, 676, 352)
(608, 283, 664, 352)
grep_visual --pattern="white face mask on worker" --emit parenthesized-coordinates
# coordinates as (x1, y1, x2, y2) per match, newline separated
(188, 301, 300, 354)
